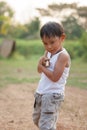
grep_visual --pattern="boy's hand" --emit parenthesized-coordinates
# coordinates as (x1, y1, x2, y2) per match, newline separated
(42, 58, 50, 67)
(39, 56, 50, 67)
(38, 56, 50, 73)
(37, 56, 45, 73)
(39, 56, 45, 65)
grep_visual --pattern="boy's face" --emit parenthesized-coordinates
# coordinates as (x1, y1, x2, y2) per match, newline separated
(42, 35, 65, 54)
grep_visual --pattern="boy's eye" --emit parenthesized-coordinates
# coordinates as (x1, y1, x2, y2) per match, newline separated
(51, 41, 54, 44)
(44, 42, 47, 45)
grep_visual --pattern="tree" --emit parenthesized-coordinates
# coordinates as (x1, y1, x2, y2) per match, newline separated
(62, 16, 84, 39)
(36, 3, 87, 39)
(24, 17, 40, 39)
(77, 6, 87, 30)
(0, 1, 14, 36)
(36, 3, 78, 20)
(37, 3, 77, 15)
(8, 24, 27, 38)
(9, 17, 40, 39)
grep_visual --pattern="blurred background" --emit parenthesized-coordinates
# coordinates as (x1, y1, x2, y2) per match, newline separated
(0, 0, 87, 88)
(0, 1, 87, 130)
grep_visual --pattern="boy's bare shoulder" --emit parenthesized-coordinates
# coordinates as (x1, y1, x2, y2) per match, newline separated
(57, 50, 70, 67)
(59, 50, 69, 60)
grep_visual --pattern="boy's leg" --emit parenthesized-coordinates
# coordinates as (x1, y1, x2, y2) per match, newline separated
(32, 93, 42, 127)
(39, 93, 64, 130)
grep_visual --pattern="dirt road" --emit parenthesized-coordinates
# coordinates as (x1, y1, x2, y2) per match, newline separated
(0, 83, 87, 130)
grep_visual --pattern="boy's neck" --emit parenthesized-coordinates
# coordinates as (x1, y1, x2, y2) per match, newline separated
(51, 48, 63, 58)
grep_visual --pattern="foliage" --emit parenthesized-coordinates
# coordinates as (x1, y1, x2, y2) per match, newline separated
(27, 17, 40, 35)
(0, 1, 14, 17)
(37, 3, 77, 17)
(63, 40, 80, 59)
(0, 1, 14, 36)
(0, 2, 40, 39)
(62, 16, 84, 39)
(0, 38, 85, 61)
(7, 17, 40, 39)
(0, 38, 87, 89)
(24, 17, 40, 39)
(0, 38, 87, 62)
(77, 6, 87, 29)
(80, 32, 87, 61)
(37, 2, 87, 39)
(15, 39, 80, 59)
(8, 24, 27, 38)
(14, 39, 45, 58)
(0, 1, 87, 41)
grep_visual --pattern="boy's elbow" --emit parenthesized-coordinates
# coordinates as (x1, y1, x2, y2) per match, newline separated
(52, 79, 58, 82)
(38, 69, 42, 73)
(51, 77, 59, 82)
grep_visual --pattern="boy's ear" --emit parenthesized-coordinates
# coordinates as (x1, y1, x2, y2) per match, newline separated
(61, 33, 66, 41)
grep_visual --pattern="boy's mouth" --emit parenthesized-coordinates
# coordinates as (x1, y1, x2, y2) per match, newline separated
(49, 49, 54, 53)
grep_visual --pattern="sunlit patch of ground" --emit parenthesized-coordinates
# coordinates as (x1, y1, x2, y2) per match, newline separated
(0, 83, 87, 130)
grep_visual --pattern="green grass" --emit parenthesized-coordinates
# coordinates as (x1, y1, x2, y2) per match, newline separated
(0, 55, 40, 87)
(67, 58, 87, 89)
(0, 56, 87, 89)
(0, 38, 87, 89)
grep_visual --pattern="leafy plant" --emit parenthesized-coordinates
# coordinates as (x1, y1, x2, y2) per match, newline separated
(80, 32, 87, 61)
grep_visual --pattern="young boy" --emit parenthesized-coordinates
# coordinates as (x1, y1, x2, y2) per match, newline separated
(32, 21, 71, 130)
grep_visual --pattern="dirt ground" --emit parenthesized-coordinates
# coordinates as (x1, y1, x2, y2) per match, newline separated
(0, 83, 87, 130)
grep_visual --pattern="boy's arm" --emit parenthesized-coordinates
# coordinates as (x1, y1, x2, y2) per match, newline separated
(37, 51, 48, 73)
(38, 53, 69, 82)
(37, 56, 44, 73)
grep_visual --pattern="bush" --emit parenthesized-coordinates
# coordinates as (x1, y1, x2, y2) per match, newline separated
(1, 38, 86, 61)
(14, 39, 45, 58)
(64, 40, 80, 59)
(80, 32, 87, 61)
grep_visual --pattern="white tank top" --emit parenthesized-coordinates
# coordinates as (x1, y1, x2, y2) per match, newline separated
(36, 48, 70, 95)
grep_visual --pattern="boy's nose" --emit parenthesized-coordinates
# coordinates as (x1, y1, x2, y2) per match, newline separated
(48, 44, 52, 49)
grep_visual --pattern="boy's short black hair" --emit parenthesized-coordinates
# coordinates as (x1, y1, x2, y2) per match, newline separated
(40, 21, 64, 38)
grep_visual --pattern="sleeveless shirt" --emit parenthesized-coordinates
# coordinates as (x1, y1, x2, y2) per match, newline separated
(36, 48, 70, 95)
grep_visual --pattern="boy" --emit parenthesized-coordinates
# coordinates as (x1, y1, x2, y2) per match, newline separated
(33, 21, 71, 130)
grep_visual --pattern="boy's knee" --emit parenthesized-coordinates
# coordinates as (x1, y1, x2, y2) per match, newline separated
(39, 117, 56, 130)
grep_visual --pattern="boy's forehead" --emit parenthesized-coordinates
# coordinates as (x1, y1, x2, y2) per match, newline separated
(42, 35, 58, 40)
(42, 35, 59, 42)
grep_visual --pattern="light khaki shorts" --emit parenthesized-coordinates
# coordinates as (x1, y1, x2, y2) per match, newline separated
(32, 93, 64, 130)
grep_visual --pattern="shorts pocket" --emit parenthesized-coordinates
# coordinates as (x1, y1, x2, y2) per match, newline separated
(41, 94, 56, 113)
(52, 93, 64, 102)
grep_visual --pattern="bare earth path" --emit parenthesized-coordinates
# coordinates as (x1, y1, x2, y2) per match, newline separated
(0, 83, 87, 130)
